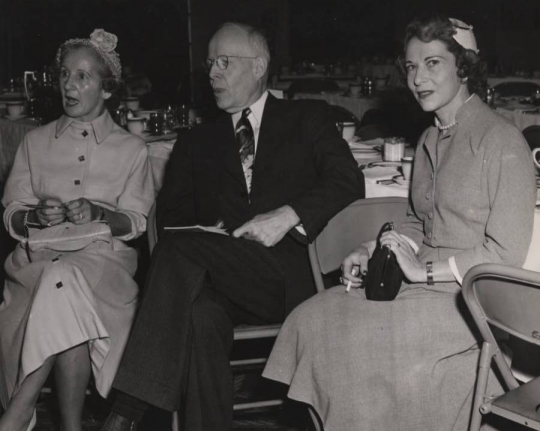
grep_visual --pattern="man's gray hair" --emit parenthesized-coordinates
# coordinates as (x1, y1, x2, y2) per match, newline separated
(217, 22, 271, 63)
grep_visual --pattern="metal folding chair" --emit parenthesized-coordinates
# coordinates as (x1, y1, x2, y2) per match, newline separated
(462, 263, 540, 430)
(306, 197, 409, 429)
(308, 197, 409, 292)
(145, 204, 283, 431)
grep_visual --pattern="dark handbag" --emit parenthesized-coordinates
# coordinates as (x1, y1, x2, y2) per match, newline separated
(364, 221, 404, 301)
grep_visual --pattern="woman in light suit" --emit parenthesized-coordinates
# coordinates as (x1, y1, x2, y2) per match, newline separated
(263, 13, 536, 430)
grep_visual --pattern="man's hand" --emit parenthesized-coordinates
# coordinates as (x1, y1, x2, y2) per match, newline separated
(232, 205, 300, 247)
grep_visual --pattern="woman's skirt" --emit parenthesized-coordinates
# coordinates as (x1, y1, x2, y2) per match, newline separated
(0, 240, 138, 410)
(263, 281, 488, 431)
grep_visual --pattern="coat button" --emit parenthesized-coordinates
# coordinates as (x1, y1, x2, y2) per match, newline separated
(425, 193, 430, 200)
(428, 212, 433, 219)
(74, 180, 81, 185)
(427, 232, 432, 239)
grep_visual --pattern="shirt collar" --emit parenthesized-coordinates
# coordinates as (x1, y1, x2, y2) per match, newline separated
(55, 110, 115, 144)
(231, 90, 269, 129)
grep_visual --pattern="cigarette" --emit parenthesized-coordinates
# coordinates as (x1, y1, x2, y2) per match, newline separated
(346, 265, 360, 293)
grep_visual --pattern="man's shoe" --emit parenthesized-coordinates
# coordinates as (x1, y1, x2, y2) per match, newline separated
(101, 412, 138, 431)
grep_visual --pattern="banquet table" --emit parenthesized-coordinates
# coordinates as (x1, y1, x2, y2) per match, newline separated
(293, 92, 382, 122)
(488, 76, 540, 88)
(494, 99, 540, 131)
(0, 117, 38, 186)
(271, 73, 357, 92)
(146, 132, 176, 191)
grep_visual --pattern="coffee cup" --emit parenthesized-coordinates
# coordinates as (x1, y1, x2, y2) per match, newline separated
(401, 156, 414, 181)
(349, 84, 361, 97)
(6, 101, 25, 118)
(125, 97, 140, 111)
(533, 148, 540, 172)
(127, 117, 147, 135)
(341, 121, 356, 141)
(384, 138, 405, 162)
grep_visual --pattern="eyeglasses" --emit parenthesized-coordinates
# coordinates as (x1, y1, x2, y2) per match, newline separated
(204, 55, 258, 73)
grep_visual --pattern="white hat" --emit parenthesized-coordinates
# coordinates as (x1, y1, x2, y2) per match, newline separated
(449, 18, 479, 53)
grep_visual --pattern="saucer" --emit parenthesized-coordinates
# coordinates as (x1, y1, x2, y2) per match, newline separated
(4, 114, 26, 121)
(393, 175, 411, 186)
(368, 161, 401, 168)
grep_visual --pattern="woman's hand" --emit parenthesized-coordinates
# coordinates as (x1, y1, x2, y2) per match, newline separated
(341, 245, 369, 288)
(64, 198, 98, 225)
(35, 199, 66, 227)
(380, 231, 426, 283)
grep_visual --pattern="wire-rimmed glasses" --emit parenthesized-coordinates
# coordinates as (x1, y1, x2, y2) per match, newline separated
(204, 55, 258, 73)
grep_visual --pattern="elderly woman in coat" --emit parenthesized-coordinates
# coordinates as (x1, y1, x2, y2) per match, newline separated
(263, 14, 536, 430)
(0, 30, 154, 431)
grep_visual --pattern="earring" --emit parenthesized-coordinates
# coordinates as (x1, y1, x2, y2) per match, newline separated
(461, 77, 469, 83)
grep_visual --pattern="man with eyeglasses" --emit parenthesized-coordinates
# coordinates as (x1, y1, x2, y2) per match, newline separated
(102, 22, 363, 431)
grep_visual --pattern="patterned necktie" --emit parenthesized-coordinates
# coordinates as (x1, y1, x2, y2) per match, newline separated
(235, 108, 255, 193)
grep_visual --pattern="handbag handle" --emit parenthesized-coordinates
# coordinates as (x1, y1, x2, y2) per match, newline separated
(377, 221, 394, 247)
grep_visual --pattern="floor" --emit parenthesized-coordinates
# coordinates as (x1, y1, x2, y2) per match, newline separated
(33, 385, 310, 431)
(32, 358, 312, 431)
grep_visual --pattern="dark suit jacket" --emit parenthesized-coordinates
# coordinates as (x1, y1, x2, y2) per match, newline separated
(156, 94, 364, 313)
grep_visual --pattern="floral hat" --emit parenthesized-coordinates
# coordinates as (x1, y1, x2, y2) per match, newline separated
(56, 29, 122, 81)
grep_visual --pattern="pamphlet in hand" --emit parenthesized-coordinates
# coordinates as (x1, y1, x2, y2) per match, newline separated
(163, 225, 229, 236)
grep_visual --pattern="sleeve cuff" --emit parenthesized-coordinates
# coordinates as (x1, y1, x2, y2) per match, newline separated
(295, 224, 307, 236)
(116, 209, 147, 242)
(449, 256, 463, 286)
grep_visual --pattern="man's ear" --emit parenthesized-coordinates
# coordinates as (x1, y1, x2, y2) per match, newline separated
(253, 57, 268, 80)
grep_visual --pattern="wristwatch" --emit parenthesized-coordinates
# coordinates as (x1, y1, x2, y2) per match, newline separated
(426, 261, 434, 285)
(96, 206, 106, 221)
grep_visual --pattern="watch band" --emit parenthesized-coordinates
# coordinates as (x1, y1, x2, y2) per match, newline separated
(97, 206, 106, 221)
(426, 261, 434, 285)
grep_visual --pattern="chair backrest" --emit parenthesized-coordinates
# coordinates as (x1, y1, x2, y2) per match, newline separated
(462, 263, 540, 388)
(147, 202, 158, 254)
(328, 104, 359, 126)
(308, 197, 409, 292)
(522, 125, 540, 152)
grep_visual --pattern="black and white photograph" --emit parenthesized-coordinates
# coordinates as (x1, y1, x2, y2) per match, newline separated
(1, 0, 540, 430)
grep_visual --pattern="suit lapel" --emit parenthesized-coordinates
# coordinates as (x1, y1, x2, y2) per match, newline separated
(251, 95, 287, 193)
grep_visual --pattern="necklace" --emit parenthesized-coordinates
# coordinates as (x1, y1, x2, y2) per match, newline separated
(437, 120, 457, 131)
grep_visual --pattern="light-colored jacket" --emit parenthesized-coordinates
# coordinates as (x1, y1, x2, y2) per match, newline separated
(400, 94, 536, 279)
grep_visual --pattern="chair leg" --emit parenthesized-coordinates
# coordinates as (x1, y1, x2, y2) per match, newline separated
(470, 342, 493, 431)
(308, 405, 323, 431)
(172, 411, 179, 431)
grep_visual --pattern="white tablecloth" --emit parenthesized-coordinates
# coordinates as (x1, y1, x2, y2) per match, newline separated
(496, 106, 540, 131)
(147, 140, 174, 191)
(294, 92, 382, 122)
(0, 118, 38, 185)
(488, 76, 540, 87)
